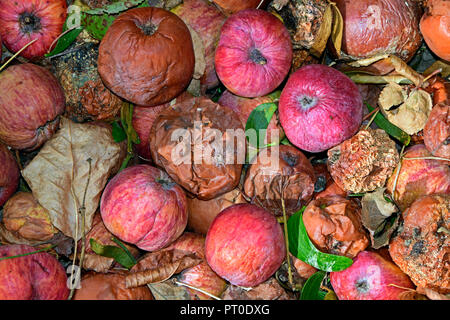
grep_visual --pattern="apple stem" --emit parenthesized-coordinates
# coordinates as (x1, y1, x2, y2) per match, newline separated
(0, 39, 38, 73)
(391, 145, 405, 200)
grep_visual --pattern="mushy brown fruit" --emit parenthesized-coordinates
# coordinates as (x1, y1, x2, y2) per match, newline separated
(303, 195, 369, 258)
(243, 145, 315, 216)
(389, 194, 449, 294)
(150, 96, 244, 200)
(98, 7, 195, 107)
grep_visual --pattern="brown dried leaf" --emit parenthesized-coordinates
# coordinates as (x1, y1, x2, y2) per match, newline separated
(329, 2, 343, 58)
(221, 277, 295, 300)
(22, 117, 122, 240)
(310, 4, 332, 57)
(379, 85, 433, 135)
(186, 24, 206, 81)
(126, 249, 203, 288)
(424, 60, 450, 78)
(147, 281, 191, 300)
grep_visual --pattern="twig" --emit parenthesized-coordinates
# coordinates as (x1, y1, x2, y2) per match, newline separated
(279, 181, 293, 289)
(364, 109, 379, 130)
(391, 145, 405, 199)
(173, 280, 222, 300)
(0, 39, 38, 72)
(422, 68, 442, 83)
(14, 150, 23, 171)
(362, 106, 380, 122)
(403, 156, 449, 162)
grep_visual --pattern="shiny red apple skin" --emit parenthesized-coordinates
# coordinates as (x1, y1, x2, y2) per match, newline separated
(0, 244, 69, 300)
(205, 203, 286, 287)
(330, 251, 415, 300)
(0, 63, 65, 151)
(100, 165, 188, 252)
(215, 9, 292, 98)
(0, 143, 19, 207)
(279, 64, 363, 153)
(0, 0, 67, 60)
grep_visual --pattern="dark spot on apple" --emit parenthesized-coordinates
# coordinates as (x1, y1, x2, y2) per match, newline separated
(411, 240, 425, 256)
(297, 95, 317, 111)
(19, 12, 42, 34)
(444, 137, 449, 145)
(249, 48, 267, 65)
(136, 20, 158, 36)
(355, 279, 370, 294)
(156, 177, 176, 190)
(281, 151, 297, 167)
(314, 175, 327, 192)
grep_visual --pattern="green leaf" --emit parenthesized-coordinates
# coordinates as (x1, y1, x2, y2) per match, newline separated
(90, 238, 136, 269)
(245, 102, 278, 148)
(45, 11, 83, 57)
(287, 208, 353, 272)
(300, 271, 327, 300)
(82, 12, 116, 40)
(111, 121, 127, 143)
(85, 0, 145, 15)
(366, 102, 410, 146)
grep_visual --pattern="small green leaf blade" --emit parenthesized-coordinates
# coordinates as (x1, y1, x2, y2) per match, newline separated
(85, 0, 145, 15)
(287, 208, 353, 272)
(45, 24, 82, 57)
(245, 102, 278, 148)
(366, 103, 410, 146)
(111, 121, 127, 143)
(90, 238, 136, 269)
(300, 271, 327, 300)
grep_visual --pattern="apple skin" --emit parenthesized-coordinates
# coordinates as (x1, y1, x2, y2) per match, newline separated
(172, 0, 226, 91)
(0, 63, 65, 151)
(279, 64, 363, 153)
(0, 143, 19, 207)
(205, 203, 286, 287)
(330, 251, 415, 300)
(213, 0, 268, 15)
(0, 244, 69, 300)
(100, 164, 188, 252)
(215, 9, 292, 98)
(0, 0, 67, 60)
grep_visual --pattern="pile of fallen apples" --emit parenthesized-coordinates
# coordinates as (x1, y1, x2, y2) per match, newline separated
(0, 0, 448, 301)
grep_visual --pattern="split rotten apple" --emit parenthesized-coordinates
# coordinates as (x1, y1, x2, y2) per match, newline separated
(0, 0, 67, 60)
(215, 9, 292, 98)
(279, 64, 363, 153)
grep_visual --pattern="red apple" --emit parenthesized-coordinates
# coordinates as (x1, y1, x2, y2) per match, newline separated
(205, 203, 285, 287)
(0, 63, 65, 151)
(279, 64, 363, 153)
(0, 244, 69, 300)
(100, 164, 188, 251)
(0, 0, 67, 60)
(330, 251, 415, 300)
(172, 0, 226, 91)
(0, 143, 19, 207)
(215, 9, 292, 98)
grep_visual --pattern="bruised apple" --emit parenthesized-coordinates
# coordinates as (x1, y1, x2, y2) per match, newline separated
(0, 244, 69, 300)
(205, 203, 285, 287)
(0, 0, 67, 60)
(0, 63, 65, 150)
(215, 9, 292, 98)
(279, 64, 363, 153)
(100, 165, 188, 251)
(0, 143, 19, 207)
(98, 7, 195, 106)
(330, 251, 414, 300)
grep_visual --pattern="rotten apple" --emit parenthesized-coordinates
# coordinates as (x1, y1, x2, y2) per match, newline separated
(215, 9, 292, 98)
(279, 64, 363, 153)
(0, 0, 67, 60)
(330, 251, 415, 300)
(0, 63, 65, 151)
(100, 164, 188, 251)
(0, 143, 19, 207)
(205, 203, 285, 287)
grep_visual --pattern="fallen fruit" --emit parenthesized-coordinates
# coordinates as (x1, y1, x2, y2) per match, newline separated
(100, 164, 188, 251)
(0, 142, 19, 207)
(420, 0, 450, 61)
(279, 64, 363, 153)
(215, 9, 292, 98)
(205, 203, 286, 287)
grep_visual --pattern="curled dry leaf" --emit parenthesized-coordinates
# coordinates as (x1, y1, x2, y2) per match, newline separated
(147, 280, 191, 300)
(22, 118, 123, 240)
(361, 188, 400, 249)
(221, 277, 295, 300)
(185, 24, 206, 97)
(379, 83, 433, 135)
(126, 249, 203, 288)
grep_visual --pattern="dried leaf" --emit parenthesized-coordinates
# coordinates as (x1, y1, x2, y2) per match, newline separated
(147, 280, 191, 300)
(126, 249, 203, 288)
(310, 4, 332, 57)
(329, 3, 343, 58)
(186, 24, 206, 81)
(221, 277, 294, 300)
(423, 60, 450, 78)
(22, 118, 122, 240)
(379, 85, 433, 135)
(348, 74, 413, 85)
